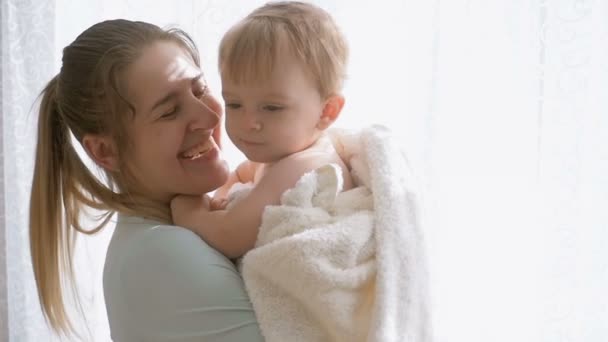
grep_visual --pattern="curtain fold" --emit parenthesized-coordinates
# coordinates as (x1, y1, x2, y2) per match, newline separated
(536, 1, 608, 340)
(1, 0, 58, 341)
(0, 2, 7, 340)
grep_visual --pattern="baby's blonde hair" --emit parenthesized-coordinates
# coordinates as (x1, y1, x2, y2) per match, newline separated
(219, 1, 348, 98)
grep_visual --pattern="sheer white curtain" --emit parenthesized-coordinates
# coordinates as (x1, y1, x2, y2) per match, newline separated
(1, 0, 606, 341)
(0, 1, 63, 341)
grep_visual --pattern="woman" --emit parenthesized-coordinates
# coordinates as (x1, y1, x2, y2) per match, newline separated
(29, 19, 263, 341)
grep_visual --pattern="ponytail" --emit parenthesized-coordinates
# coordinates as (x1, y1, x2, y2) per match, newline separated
(29, 76, 75, 334)
(30, 77, 171, 334)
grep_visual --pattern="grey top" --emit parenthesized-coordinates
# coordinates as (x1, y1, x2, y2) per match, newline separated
(103, 214, 264, 341)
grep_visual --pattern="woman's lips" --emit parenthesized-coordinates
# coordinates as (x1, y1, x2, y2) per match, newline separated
(180, 136, 218, 160)
(196, 144, 219, 161)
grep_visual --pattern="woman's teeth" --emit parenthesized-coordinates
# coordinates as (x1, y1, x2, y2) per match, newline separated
(183, 138, 214, 160)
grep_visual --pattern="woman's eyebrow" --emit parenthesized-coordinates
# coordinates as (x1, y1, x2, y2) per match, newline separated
(149, 73, 204, 113)
(150, 92, 175, 112)
(192, 72, 204, 85)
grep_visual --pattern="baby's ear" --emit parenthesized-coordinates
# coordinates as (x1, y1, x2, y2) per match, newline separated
(317, 94, 345, 130)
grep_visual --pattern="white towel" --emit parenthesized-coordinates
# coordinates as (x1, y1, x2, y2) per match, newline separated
(241, 125, 432, 342)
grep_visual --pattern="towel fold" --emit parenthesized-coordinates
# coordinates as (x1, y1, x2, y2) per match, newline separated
(241, 125, 432, 342)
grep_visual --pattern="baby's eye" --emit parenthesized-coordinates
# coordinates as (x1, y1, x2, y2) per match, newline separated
(263, 105, 283, 112)
(225, 103, 241, 110)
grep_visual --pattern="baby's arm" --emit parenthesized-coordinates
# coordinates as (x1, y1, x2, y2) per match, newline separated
(172, 155, 329, 259)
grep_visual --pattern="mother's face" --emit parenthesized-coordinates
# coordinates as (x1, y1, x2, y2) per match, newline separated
(122, 40, 229, 203)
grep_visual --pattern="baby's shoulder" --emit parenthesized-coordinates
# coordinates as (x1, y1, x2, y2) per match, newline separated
(274, 147, 336, 174)
(261, 146, 351, 188)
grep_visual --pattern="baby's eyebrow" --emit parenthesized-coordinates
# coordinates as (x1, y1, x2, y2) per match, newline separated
(221, 90, 236, 98)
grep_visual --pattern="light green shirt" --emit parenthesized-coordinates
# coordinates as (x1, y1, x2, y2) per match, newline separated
(103, 214, 264, 341)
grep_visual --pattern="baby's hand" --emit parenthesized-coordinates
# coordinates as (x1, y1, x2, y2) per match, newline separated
(170, 194, 211, 227)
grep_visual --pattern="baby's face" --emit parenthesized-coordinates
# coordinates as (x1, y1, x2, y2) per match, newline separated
(221, 53, 325, 163)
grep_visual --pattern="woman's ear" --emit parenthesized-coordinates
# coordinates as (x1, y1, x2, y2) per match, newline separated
(82, 134, 119, 172)
(317, 94, 345, 130)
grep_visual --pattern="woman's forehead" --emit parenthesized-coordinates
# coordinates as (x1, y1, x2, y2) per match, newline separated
(124, 41, 201, 113)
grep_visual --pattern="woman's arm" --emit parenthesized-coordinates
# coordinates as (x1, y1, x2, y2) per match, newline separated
(111, 226, 264, 342)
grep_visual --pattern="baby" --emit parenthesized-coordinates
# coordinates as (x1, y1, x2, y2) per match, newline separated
(171, 1, 353, 258)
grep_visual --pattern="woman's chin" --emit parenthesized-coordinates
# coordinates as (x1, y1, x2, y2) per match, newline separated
(210, 162, 231, 189)
(190, 159, 230, 194)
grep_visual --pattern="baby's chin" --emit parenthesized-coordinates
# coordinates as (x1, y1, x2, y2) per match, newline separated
(243, 153, 279, 164)
(243, 149, 297, 164)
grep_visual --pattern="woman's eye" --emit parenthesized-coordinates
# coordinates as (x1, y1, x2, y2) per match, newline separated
(194, 85, 209, 98)
(160, 107, 178, 119)
(264, 105, 283, 112)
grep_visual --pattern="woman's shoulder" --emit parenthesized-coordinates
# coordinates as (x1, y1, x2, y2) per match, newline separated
(103, 216, 263, 341)
(103, 215, 241, 302)
(106, 215, 232, 276)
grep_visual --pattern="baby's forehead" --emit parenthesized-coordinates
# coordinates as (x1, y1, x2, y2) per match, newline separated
(220, 32, 305, 77)
(220, 64, 285, 92)
(221, 70, 271, 86)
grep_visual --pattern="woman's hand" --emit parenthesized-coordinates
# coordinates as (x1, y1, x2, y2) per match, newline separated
(170, 194, 211, 228)
(210, 197, 229, 210)
(170, 194, 241, 257)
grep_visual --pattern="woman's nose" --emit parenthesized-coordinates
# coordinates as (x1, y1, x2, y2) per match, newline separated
(188, 96, 221, 132)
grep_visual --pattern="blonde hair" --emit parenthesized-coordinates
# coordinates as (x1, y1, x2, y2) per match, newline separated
(219, 1, 348, 98)
(30, 19, 200, 335)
